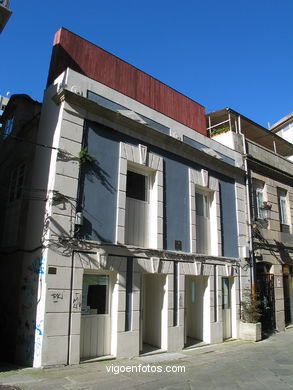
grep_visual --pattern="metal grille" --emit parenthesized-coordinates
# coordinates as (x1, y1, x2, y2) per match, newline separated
(256, 274, 275, 333)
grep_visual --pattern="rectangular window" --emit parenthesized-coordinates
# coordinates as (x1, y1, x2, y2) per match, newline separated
(222, 278, 231, 310)
(9, 164, 25, 202)
(173, 261, 179, 326)
(278, 188, 290, 233)
(81, 274, 109, 315)
(4, 116, 14, 138)
(125, 257, 133, 331)
(125, 169, 149, 247)
(126, 170, 147, 201)
(195, 191, 210, 254)
(253, 181, 265, 220)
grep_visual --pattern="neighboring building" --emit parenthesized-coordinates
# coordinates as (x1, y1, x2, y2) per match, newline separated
(0, 94, 42, 362)
(0, 0, 12, 32)
(0, 94, 9, 132)
(207, 108, 293, 335)
(0, 28, 250, 367)
(270, 112, 293, 161)
(0, 94, 9, 112)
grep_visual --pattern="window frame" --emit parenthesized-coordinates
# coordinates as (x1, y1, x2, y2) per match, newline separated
(116, 142, 164, 249)
(277, 188, 290, 233)
(4, 116, 14, 138)
(8, 163, 26, 203)
(194, 189, 211, 255)
(252, 180, 265, 221)
(189, 168, 221, 256)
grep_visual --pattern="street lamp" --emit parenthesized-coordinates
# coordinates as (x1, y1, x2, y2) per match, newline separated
(260, 201, 272, 220)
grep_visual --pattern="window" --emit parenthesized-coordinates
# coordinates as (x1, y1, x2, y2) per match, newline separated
(125, 169, 150, 247)
(189, 169, 220, 256)
(222, 278, 231, 310)
(4, 116, 14, 138)
(81, 274, 109, 315)
(2, 164, 25, 247)
(253, 181, 265, 220)
(126, 170, 148, 201)
(9, 164, 25, 202)
(278, 188, 290, 233)
(116, 142, 163, 249)
(195, 191, 210, 254)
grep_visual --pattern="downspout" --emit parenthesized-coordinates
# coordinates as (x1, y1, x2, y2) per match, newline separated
(240, 129, 255, 292)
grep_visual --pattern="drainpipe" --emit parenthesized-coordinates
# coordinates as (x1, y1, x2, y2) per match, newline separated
(239, 118, 255, 293)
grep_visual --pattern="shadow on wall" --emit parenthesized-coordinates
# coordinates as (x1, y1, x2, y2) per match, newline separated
(46, 44, 85, 88)
(76, 156, 116, 242)
(0, 83, 63, 367)
(82, 159, 115, 194)
(0, 250, 45, 366)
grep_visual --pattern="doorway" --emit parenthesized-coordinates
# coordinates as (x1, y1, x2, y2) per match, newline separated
(80, 273, 112, 360)
(256, 273, 275, 334)
(184, 276, 207, 347)
(140, 273, 167, 354)
(283, 274, 292, 326)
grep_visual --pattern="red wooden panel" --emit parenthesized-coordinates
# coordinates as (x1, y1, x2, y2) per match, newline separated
(47, 28, 206, 135)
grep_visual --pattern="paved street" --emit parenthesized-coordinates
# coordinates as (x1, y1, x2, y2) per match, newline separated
(1, 328, 293, 390)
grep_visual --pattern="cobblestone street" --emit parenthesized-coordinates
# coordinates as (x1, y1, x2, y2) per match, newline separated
(1, 328, 293, 390)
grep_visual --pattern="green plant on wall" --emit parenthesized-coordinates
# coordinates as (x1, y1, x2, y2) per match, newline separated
(240, 288, 262, 323)
(210, 126, 230, 137)
(78, 147, 93, 165)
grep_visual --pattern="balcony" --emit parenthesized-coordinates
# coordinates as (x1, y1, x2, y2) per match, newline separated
(207, 107, 293, 160)
(0, 0, 12, 33)
(246, 140, 293, 176)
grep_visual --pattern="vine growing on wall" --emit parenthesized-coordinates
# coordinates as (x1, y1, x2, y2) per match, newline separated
(78, 147, 93, 165)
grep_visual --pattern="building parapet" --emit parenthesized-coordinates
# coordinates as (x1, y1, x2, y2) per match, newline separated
(52, 81, 244, 175)
(247, 140, 293, 181)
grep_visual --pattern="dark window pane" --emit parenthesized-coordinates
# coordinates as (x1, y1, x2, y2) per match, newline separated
(126, 170, 147, 201)
(87, 285, 107, 314)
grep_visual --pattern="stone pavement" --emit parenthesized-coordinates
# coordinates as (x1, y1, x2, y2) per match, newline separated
(1, 328, 293, 390)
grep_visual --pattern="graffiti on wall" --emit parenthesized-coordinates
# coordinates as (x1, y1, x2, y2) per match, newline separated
(34, 320, 43, 358)
(73, 292, 82, 310)
(17, 255, 46, 363)
(30, 256, 45, 275)
(51, 291, 64, 303)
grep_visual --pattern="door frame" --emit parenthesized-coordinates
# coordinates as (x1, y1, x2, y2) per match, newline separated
(79, 270, 117, 360)
(139, 273, 168, 353)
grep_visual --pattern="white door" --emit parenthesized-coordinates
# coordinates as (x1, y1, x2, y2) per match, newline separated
(80, 274, 111, 359)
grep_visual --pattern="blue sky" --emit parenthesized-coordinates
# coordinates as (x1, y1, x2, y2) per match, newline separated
(1, 0, 292, 128)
